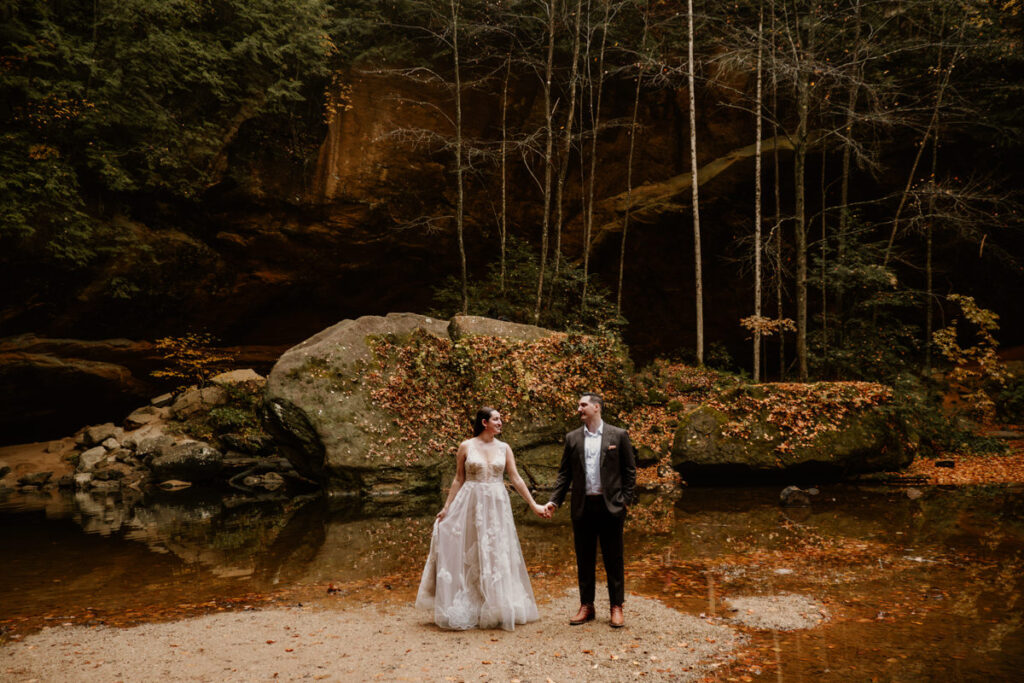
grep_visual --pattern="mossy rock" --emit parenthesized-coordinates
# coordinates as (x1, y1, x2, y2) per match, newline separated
(670, 382, 912, 483)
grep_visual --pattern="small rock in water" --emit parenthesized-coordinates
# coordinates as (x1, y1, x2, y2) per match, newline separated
(17, 471, 53, 488)
(158, 479, 192, 491)
(905, 487, 923, 500)
(780, 485, 815, 507)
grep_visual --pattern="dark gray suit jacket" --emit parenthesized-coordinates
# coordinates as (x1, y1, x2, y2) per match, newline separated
(548, 422, 637, 520)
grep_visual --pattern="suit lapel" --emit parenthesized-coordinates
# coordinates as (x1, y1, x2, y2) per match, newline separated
(575, 427, 587, 468)
(599, 425, 611, 471)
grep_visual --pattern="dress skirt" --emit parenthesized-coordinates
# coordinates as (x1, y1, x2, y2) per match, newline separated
(416, 481, 539, 630)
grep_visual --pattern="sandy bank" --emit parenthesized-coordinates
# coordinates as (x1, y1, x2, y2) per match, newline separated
(4, 593, 750, 682)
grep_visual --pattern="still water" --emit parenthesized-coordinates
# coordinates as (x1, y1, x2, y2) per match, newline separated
(2, 484, 1022, 681)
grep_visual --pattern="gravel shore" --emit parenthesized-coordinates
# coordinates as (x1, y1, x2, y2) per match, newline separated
(3, 592, 746, 682)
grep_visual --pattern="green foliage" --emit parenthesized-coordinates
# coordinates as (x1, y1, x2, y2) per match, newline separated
(179, 383, 272, 454)
(705, 341, 739, 374)
(995, 374, 1024, 423)
(887, 373, 1007, 458)
(430, 237, 626, 335)
(0, 133, 97, 267)
(1, 0, 332, 265)
(809, 229, 922, 381)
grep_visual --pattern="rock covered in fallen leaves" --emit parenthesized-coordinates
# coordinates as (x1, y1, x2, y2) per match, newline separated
(265, 313, 631, 495)
(670, 382, 913, 482)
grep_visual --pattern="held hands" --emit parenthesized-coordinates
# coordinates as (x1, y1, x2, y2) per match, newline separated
(531, 502, 554, 519)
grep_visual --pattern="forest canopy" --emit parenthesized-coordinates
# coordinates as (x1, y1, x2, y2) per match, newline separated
(1, 0, 1022, 385)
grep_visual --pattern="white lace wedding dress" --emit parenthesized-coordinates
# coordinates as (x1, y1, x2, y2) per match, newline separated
(415, 440, 540, 630)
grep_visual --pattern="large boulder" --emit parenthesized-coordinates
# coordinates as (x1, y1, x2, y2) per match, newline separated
(670, 382, 912, 483)
(265, 313, 630, 496)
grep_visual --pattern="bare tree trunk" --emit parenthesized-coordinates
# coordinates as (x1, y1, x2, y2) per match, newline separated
(753, 9, 764, 382)
(687, 0, 704, 365)
(836, 0, 861, 349)
(582, 0, 612, 313)
(772, 8, 784, 380)
(925, 119, 939, 373)
(553, 0, 583, 283)
(534, 0, 557, 324)
(793, 12, 813, 381)
(819, 143, 827, 372)
(617, 0, 648, 317)
(451, 0, 468, 314)
(500, 54, 511, 293)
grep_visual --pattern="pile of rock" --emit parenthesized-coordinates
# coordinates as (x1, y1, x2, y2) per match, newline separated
(63, 369, 305, 496)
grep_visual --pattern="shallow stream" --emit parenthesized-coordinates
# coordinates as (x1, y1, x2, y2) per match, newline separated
(2, 483, 1022, 681)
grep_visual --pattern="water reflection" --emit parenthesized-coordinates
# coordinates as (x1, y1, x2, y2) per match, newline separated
(2, 485, 1023, 680)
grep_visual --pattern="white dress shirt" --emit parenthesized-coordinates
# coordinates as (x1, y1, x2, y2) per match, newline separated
(583, 420, 604, 495)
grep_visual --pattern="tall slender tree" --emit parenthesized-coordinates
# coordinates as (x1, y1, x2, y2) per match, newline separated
(581, 0, 615, 312)
(617, 0, 650, 317)
(752, 7, 764, 382)
(687, 0, 704, 365)
(533, 0, 558, 324)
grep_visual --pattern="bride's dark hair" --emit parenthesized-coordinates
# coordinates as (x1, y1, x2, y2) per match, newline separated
(472, 407, 498, 436)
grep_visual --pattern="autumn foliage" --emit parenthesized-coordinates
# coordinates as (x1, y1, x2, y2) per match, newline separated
(359, 329, 631, 463)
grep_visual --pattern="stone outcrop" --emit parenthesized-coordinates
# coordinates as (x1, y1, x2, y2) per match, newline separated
(51, 369, 307, 497)
(670, 383, 912, 483)
(0, 334, 288, 445)
(265, 313, 627, 497)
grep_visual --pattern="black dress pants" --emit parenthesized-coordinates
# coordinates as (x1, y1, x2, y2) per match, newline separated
(573, 495, 625, 606)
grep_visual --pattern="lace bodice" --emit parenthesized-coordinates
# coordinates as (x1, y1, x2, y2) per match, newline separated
(464, 440, 507, 483)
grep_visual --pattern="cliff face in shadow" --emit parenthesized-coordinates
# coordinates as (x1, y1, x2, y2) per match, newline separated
(0, 70, 767, 344)
(2, 70, 1021, 444)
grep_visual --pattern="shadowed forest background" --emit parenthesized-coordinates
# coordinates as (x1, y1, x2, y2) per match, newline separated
(1, 0, 1023, 442)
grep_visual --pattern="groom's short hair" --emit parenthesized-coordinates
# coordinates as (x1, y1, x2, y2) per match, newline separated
(580, 392, 603, 409)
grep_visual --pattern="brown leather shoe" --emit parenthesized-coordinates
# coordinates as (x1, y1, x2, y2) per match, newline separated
(610, 605, 625, 628)
(569, 603, 596, 625)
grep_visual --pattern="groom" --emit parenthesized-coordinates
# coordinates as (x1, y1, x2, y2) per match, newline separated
(545, 392, 636, 628)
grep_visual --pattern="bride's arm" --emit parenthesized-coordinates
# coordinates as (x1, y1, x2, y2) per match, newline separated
(505, 444, 548, 517)
(437, 441, 468, 521)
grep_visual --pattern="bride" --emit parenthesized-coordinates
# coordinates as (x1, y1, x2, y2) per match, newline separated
(416, 407, 549, 630)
